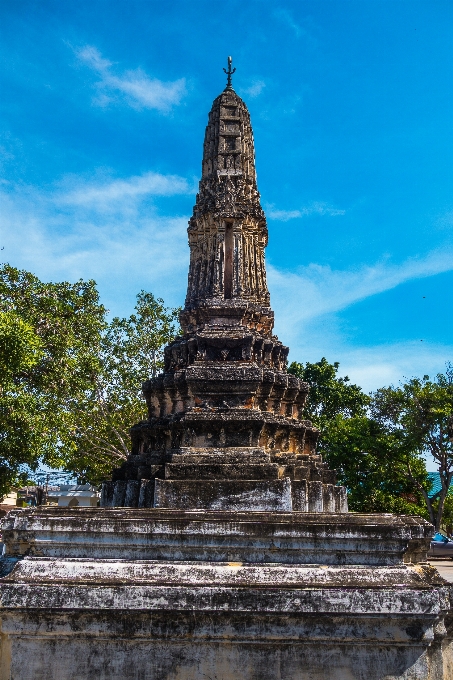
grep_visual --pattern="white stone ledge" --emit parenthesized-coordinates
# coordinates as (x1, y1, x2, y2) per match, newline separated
(0, 583, 449, 614)
(4, 558, 447, 589)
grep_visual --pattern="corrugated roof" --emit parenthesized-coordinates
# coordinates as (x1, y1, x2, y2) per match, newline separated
(428, 472, 453, 498)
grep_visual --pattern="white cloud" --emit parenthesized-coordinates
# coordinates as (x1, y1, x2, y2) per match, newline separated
(267, 209, 302, 221)
(59, 172, 192, 211)
(269, 250, 453, 329)
(75, 45, 186, 112)
(267, 251, 453, 396)
(340, 342, 453, 396)
(242, 80, 266, 98)
(77, 45, 112, 73)
(273, 9, 304, 38)
(0, 173, 191, 313)
(2, 172, 452, 402)
(288, 329, 452, 394)
(437, 210, 453, 229)
(267, 202, 346, 221)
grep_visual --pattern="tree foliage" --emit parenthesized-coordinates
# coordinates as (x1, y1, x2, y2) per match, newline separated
(0, 264, 106, 490)
(66, 292, 180, 484)
(372, 367, 453, 529)
(288, 358, 429, 516)
(0, 311, 44, 495)
(0, 265, 180, 489)
(289, 358, 370, 423)
(317, 413, 428, 516)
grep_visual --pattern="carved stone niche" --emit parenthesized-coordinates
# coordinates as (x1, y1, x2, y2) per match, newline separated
(195, 333, 254, 363)
(162, 331, 289, 372)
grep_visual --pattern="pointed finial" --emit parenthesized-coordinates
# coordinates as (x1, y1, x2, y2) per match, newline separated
(223, 56, 236, 91)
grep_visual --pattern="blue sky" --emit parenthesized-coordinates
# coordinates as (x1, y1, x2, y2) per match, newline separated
(1, 0, 453, 402)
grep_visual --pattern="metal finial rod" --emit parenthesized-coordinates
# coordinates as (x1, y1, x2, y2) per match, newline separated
(223, 56, 236, 90)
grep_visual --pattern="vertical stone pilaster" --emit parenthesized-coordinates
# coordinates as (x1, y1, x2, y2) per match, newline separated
(292, 480, 308, 511)
(100, 481, 114, 508)
(308, 481, 324, 512)
(233, 231, 240, 297)
(124, 481, 140, 508)
(112, 480, 127, 507)
(236, 229, 244, 296)
(323, 484, 336, 513)
(249, 235, 255, 299)
(138, 479, 154, 508)
(334, 486, 348, 513)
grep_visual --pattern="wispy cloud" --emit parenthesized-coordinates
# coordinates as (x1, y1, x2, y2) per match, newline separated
(267, 202, 346, 221)
(267, 254, 453, 396)
(339, 343, 453, 394)
(267, 209, 301, 221)
(75, 45, 186, 112)
(268, 248, 453, 374)
(269, 250, 453, 328)
(0, 172, 191, 312)
(59, 171, 192, 212)
(273, 9, 304, 38)
(242, 80, 266, 98)
(437, 209, 453, 230)
(3, 173, 452, 397)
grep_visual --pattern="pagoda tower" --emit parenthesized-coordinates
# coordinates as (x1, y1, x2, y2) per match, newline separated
(101, 61, 348, 514)
(0, 60, 450, 680)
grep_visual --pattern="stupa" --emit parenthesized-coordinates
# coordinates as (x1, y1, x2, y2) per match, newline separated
(100, 55, 348, 517)
(0, 59, 451, 680)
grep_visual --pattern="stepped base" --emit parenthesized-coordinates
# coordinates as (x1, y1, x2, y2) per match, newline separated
(102, 477, 348, 513)
(103, 445, 349, 513)
(0, 507, 452, 680)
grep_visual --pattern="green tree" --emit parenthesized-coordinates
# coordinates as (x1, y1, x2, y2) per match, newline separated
(318, 413, 428, 516)
(0, 265, 180, 490)
(372, 367, 453, 530)
(0, 312, 44, 496)
(0, 264, 106, 487)
(65, 292, 180, 483)
(288, 358, 429, 516)
(288, 358, 370, 423)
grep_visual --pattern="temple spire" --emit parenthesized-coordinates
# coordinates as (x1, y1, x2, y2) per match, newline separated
(223, 55, 236, 91)
(183, 79, 271, 320)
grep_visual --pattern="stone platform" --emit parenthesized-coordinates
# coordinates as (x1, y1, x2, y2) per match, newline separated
(0, 507, 452, 680)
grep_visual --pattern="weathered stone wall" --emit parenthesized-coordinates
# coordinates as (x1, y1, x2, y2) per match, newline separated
(0, 612, 450, 680)
(0, 507, 452, 680)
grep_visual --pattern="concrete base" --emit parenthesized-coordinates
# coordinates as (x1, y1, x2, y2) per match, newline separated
(0, 612, 451, 680)
(0, 507, 452, 679)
